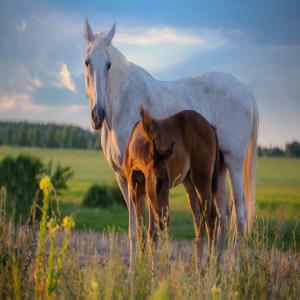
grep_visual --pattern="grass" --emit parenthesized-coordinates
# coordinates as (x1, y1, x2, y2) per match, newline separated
(0, 146, 299, 243)
(0, 146, 299, 299)
(1, 195, 299, 299)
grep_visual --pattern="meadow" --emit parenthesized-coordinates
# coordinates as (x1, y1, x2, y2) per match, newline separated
(0, 145, 299, 244)
(0, 146, 299, 299)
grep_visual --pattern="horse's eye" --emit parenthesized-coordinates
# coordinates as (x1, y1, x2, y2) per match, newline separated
(85, 59, 89, 67)
(107, 62, 111, 70)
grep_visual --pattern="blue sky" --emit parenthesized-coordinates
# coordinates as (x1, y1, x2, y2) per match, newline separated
(0, 0, 299, 146)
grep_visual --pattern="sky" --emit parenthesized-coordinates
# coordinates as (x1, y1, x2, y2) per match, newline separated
(0, 0, 299, 147)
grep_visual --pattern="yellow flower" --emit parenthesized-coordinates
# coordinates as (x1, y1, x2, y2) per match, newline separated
(39, 176, 53, 195)
(63, 216, 75, 231)
(91, 280, 99, 291)
(47, 218, 60, 233)
(211, 285, 221, 300)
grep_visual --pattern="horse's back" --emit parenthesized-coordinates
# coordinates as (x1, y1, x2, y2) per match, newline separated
(155, 110, 217, 186)
(160, 109, 216, 148)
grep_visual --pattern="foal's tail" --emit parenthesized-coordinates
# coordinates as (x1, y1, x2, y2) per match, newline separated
(211, 132, 220, 198)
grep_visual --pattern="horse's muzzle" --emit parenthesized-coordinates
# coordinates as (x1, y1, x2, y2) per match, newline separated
(91, 106, 105, 130)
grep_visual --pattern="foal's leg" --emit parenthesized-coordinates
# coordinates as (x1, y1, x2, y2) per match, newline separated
(132, 192, 146, 256)
(190, 171, 215, 253)
(183, 176, 206, 267)
(147, 205, 158, 271)
(148, 206, 158, 244)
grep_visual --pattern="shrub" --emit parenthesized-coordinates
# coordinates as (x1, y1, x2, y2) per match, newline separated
(82, 183, 125, 209)
(0, 155, 73, 219)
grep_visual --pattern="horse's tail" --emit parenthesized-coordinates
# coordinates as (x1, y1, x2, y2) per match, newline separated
(243, 98, 259, 232)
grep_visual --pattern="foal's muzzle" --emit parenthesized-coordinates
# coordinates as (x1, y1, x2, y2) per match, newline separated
(91, 106, 105, 130)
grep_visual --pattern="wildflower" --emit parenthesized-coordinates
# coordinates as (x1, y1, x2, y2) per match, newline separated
(63, 216, 75, 231)
(39, 176, 53, 196)
(47, 218, 60, 234)
(91, 280, 99, 291)
(91, 279, 99, 300)
(211, 285, 221, 300)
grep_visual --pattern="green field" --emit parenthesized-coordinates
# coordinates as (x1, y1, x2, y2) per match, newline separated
(0, 146, 299, 241)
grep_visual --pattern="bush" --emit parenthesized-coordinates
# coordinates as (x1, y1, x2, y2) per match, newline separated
(0, 155, 73, 219)
(82, 183, 126, 209)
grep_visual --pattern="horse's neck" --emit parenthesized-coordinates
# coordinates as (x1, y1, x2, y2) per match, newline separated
(103, 50, 160, 167)
(105, 46, 130, 127)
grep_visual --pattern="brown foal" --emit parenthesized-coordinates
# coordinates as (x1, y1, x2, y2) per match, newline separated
(122, 107, 222, 264)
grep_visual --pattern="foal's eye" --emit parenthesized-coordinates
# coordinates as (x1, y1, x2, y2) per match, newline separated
(107, 62, 111, 70)
(85, 59, 89, 67)
(156, 178, 164, 194)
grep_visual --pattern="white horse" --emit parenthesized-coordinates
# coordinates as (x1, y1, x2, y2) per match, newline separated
(83, 18, 259, 261)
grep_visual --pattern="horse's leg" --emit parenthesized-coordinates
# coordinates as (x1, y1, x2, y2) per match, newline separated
(183, 176, 206, 268)
(224, 154, 246, 259)
(115, 173, 137, 266)
(214, 162, 229, 264)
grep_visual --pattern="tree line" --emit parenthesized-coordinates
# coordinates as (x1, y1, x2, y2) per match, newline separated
(0, 121, 100, 149)
(258, 141, 300, 158)
(0, 121, 299, 156)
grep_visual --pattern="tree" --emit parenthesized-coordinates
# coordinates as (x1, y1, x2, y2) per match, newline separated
(62, 126, 70, 148)
(18, 122, 29, 146)
(70, 127, 79, 148)
(32, 124, 42, 147)
(0, 154, 73, 218)
(0, 121, 100, 150)
(285, 141, 300, 157)
(47, 125, 57, 148)
(4, 123, 13, 145)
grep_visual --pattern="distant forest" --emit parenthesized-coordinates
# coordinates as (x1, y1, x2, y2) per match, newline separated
(0, 121, 100, 149)
(258, 141, 300, 158)
(0, 121, 299, 156)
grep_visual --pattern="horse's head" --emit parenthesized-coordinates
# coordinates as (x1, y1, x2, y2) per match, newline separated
(84, 18, 116, 130)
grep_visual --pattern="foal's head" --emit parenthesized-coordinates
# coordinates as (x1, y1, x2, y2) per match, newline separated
(140, 107, 175, 229)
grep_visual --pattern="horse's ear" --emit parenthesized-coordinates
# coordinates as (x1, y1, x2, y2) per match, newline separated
(84, 17, 95, 43)
(104, 23, 116, 45)
(140, 106, 155, 140)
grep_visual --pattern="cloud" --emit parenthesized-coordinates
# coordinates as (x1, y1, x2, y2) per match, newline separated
(0, 93, 47, 112)
(115, 27, 203, 45)
(116, 27, 225, 71)
(16, 21, 27, 32)
(25, 72, 42, 90)
(0, 94, 17, 110)
(0, 92, 90, 127)
(57, 64, 76, 92)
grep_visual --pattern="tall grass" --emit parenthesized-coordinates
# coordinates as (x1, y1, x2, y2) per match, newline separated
(0, 183, 299, 299)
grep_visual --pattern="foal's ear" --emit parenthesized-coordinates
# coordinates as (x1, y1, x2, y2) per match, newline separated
(104, 23, 116, 45)
(140, 106, 155, 140)
(84, 17, 95, 43)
